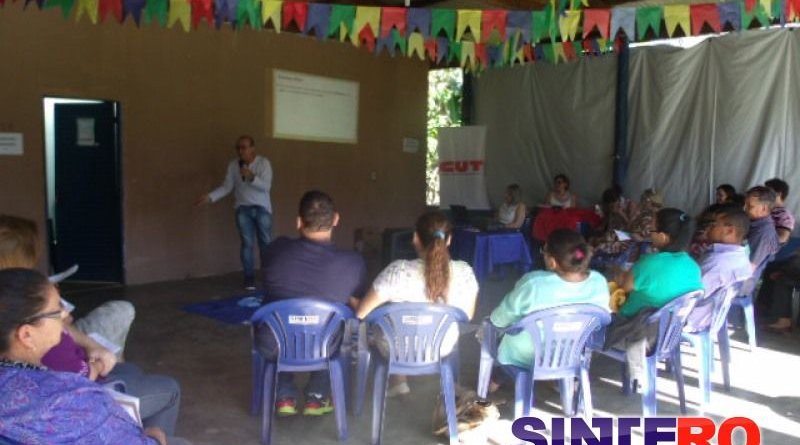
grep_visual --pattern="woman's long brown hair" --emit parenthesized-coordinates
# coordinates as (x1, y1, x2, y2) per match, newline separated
(415, 211, 452, 303)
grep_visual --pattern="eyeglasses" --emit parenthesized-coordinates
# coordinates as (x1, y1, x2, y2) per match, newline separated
(20, 304, 65, 325)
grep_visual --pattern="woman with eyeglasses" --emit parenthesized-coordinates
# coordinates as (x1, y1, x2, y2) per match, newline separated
(0, 269, 190, 445)
(544, 174, 578, 208)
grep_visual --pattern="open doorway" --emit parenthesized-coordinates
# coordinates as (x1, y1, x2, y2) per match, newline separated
(43, 97, 123, 284)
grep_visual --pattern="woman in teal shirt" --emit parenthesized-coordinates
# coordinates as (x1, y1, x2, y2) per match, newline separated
(616, 208, 703, 318)
(490, 229, 610, 370)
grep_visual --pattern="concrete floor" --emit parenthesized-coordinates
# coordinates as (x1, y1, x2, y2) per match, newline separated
(65, 272, 800, 445)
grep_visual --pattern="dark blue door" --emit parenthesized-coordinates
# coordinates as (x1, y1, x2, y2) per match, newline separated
(53, 102, 123, 282)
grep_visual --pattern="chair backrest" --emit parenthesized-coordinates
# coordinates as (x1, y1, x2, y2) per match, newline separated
(741, 253, 775, 296)
(505, 304, 612, 378)
(251, 298, 354, 367)
(364, 302, 468, 367)
(647, 290, 704, 360)
(707, 280, 747, 335)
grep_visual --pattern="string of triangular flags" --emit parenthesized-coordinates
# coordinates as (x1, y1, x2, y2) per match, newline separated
(3, 0, 794, 71)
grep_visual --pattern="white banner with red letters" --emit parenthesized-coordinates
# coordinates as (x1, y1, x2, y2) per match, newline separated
(437, 126, 491, 210)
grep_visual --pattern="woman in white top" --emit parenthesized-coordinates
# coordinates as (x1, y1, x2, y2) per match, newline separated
(545, 174, 578, 208)
(357, 211, 479, 396)
(496, 184, 527, 229)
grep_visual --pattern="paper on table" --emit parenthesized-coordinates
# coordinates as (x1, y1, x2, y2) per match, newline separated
(614, 230, 632, 241)
(89, 332, 122, 356)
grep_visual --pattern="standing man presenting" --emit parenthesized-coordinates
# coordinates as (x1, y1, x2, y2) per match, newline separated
(196, 135, 273, 290)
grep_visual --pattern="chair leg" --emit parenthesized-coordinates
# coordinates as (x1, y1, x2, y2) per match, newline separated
(699, 332, 712, 407)
(671, 349, 688, 415)
(717, 327, 732, 392)
(514, 371, 533, 419)
(260, 364, 277, 445)
(251, 353, 265, 416)
(620, 362, 632, 395)
(355, 349, 371, 417)
(559, 378, 576, 417)
(476, 355, 494, 399)
(642, 355, 657, 416)
(370, 362, 389, 445)
(440, 364, 459, 445)
(329, 360, 348, 441)
(743, 300, 757, 351)
(579, 365, 593, 417)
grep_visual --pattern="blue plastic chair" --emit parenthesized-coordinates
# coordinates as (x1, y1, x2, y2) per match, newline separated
(354, 302, 468, 445)
(595, 290, 704, 416)
(250, 299, 354, 445)
(476, 304, 612, 419)
(729, 256, 773, 351)
(682, 281, 746, 406)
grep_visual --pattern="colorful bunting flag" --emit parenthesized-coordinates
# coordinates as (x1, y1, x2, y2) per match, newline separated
(305, 3, 330, 39)
(424, 38, 437, 61)
(144, 0, 168, 27)
(506, 10, 532, 44)
(475, 43, 488, 68)
(436, 37, 449, 64)
(553, 42, 567, 63)
(481, 10, 507, 43)
(75, 0, 99, 23)
(236, 0, 260, 29)
(168, 0, 191, 31)
(407, 32, 425, 60)
(449, 41, 462, 64)
(44, 0, 76, 19)
(431, 9, 456, 41)
(718, 2, 741, 30)
(664, 5, 690, 37)
(99, 0, 123, 22)
(407, 8, 431, 37)
(190, 0, 213, 28)
(786, 0, 800, 21)
(690, 4, 721, 35)
(741, 1, 770, 27)
(487, 44, 503, 66)
(563, 41, 577, 60)
(583, 9, 611, 39)
(328, 5, 355, 40)
(123, 0, 146, 25)
(352, 6, 379, 47)
(610, 7, 636, 41)
(636, 6, 662, 40)
(456, 10, 481, 41)
(261, 0, 281, 31)
(532, 7, 551, 43)
(559, 10, 581, 41)
(282, 1, 307, 31)
(745, 0, 758, 12)
(215, 0, 237, 27)
(460, 41, 476, 69)
(359, 26, 376, 52)
(381, 7, 406, 38)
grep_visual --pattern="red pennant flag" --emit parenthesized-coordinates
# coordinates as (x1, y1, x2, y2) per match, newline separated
(481, 10, 507, 42)
(690, 4, 721, 35)
(475, 43, 488, 67)
(787, 0, 800, 19)
(381, 7, 406, 38)
(190, 0, 213, 28)
(99, 0, 123, 22)
(425, 39, 437, 61)
(614, 37, 624, 54)
(359, 26, 376, 52)
(745, 0, 757, 12)
(583, 9, 611, 39)
(582, 40, 594, 54)
(282, 1, 309, 32)
(524, 45, 535, 62)
(563, 41, 576, 60)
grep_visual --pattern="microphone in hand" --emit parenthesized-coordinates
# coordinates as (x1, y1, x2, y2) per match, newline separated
(239, 160, 246, 181)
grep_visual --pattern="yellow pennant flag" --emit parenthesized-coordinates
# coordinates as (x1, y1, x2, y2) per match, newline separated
(553, 43, 567, 64)
(760, 0, 774, 18)
(261, 0, 282, 32)
(407, 32, 426, 60)
(168, 0, 191, 32)
(558, 10, 581, 41)
(352, 6, 380, 47)
(75, 0, 99, 23)
(663, 5, 690, 37)
(456, 10, 482, 41)
(460, 41, 476, 69)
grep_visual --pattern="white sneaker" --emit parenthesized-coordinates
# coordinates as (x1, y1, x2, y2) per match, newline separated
(387, 381, 410, 398)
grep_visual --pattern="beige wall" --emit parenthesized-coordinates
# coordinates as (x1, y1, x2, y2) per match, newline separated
(0, 5, 428, 284)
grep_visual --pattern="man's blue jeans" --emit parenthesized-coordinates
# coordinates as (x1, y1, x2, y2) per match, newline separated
(235, 205, 272, 281)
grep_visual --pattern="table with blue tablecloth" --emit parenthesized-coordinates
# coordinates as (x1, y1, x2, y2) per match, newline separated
(450, 229, 533, 283)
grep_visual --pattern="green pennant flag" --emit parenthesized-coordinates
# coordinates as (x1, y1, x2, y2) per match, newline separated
(328, 5, 356, 38)
(532, 7, 551, 42)
(741, 2, 770, 27)
(143, 0, 168, 27)
(391, 28, 407, 54)
(543, 44, 556, 63)
(557, 0, 569, 14)
(770, 0, 782, 20)
(44, 0, 76, 19)
(636, 6, 663, 40)
(431, 9, 456, 41)
(237, 0, 261, 30)
(449, 41, 462, 64)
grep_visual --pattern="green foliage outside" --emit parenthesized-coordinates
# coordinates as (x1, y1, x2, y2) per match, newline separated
(427, 68, 463, 205)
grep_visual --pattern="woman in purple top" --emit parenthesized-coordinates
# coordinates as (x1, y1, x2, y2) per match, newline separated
(0, 269, 189, 445)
